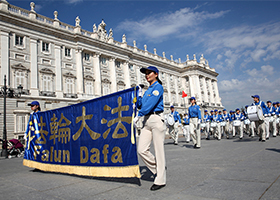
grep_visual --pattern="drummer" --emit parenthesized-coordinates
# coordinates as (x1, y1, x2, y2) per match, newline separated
(267, 101, 277, 137)
(232, 108, 244, 139)
(168, 105, 181, 145)
(182, 113, 190, 143)
(212, 109, 222, 140)
(221, 109, 230, 139)
(251, 95, 268, 142)
(203, 110, 211, 140)
(243, 106, 250, 136)
(229, 110, 234, 135)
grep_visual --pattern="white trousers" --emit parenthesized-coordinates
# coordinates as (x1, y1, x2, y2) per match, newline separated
(168, 121, 179, 143)
(212, 123, 221, 140)
(190, 118, 201, 147)
(138, 114, 166, 185)
(183, 125, 190, 142)
(203, 123, 210, 138)
(255, 120, 266, 140)
(221, 121, 229, 137)
(265, 117, 270, 138)
(233, 123, 244, 138)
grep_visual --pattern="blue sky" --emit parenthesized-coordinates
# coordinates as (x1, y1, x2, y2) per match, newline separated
(8, 0, 280, 110)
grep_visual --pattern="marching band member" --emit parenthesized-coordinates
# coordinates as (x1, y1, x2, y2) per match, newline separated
(243, 106, 250, 136)
(183, 113, 190, 143)
(277, 102, 280, 135)
(209, 110, 214, 136)
(188, 97, 201, 149)
(203, 110, 211, 140)
(267, 101, 277, 137)
(168, 105, 181, 145)
(232, 108, 244, 139)
(251, 95, 268, 142)
(274, 102, 280, 136)
(221, 109, 230, 139)
(229, 110, 234, 135)
(212, 109, 222, 140)
(133, 66, 166, 191)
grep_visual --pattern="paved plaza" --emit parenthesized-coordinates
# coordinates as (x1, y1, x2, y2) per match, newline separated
(0, 134, 280, 200)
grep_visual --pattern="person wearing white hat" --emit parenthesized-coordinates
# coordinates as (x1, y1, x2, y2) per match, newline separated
(188, 97, 201, 149)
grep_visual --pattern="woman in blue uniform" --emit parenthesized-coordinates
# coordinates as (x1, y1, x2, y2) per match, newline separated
(133, 66, 166, 191)
(188, 97, 201, 149)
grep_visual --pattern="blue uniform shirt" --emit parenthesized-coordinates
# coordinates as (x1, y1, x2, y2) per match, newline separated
(203, 114, 211, 122)
(222, 113, 230, 121)
(137, 81, 164, 117)
(212, 114, 223, 122)
(252, 101, 268, 115)
(188, 104, 201, 119)
(171, 111, 181, 124)
(233, 113, 244, 121)
(183, 116, 190, 125)
(267, 106, 276, 115)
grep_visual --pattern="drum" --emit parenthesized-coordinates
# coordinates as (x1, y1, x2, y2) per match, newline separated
(210, 122, 217, 127)
(268, 116, 274, 123)
(244, 119, 250, 125)
(233, 120, 241, 126)
(247, 105, 264, 121)
(200, 123, 206, 128)
(166, 114, 175, 126)
(220, 121, 226, 127)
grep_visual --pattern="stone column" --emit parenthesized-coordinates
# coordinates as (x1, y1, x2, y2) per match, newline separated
(93, 53, 101, 96)
(166, 74, 171, 104)
(202, 76, 209, 103)
(0, 31, 9, 85)
(123, 61, 130, 89)
(30, 38, 39, 96)
(109, 57, 117, 93)
(55, 45, 63, 98)
(207, 79, 214, 104)
(75, 48, 83, 97)
(213, 80, 221, 104)
(174, 76, 179, 105)
(136, 65, 141, 85)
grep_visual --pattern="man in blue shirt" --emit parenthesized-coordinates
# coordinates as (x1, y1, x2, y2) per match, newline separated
(267, 101, 277, 137)
(203, 110, 211, 140)
(232, 108, 244, 139)
(221, 109, 230, 139)
(182, 113, 190, 143)
(251, 95, 268, 141)
(212, 109, 222, 140)
(168, 105, 181, 145)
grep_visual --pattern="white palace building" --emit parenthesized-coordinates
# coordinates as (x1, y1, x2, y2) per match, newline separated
(0, 0, 223, 141)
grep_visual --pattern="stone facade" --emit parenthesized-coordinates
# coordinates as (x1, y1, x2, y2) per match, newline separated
(0, 0, 223, 141)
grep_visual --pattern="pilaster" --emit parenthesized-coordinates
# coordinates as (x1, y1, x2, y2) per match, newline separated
(109, 57, 117, 93)
(202, 76, 209, 103)
(0, 31, 9, 85)
(93, 53, 101, 96)
(55, 45, 63, 98)
(30, 38, 39, 96)
(75, 48, 84, 97)
(123, 61, 130, 89)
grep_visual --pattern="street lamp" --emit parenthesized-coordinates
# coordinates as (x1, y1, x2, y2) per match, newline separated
(0, 75, 23, 158)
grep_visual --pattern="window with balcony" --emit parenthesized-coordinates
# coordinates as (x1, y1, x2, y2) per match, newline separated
(42, 42, 49, 52)
(15, 35, 24, 46)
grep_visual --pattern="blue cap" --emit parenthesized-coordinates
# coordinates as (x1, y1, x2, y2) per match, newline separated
(273, 102, 277, 105)
(170, 105, 174, 108)
(28, 101, 40, 106)
(236, 108, 240, 111)
(252, 95, 260, 99)
(211, 110, 214, 112)
(276, 102, 279, 104)
(140, 66, 159, 74)
(267, 100, 272, 103)
(214, 109, 218, 112)
(204, 110, 208, 112)
(245, 105, 249, 108)
(190, 97, 196, 100)
(219, 110, 222, 113)
(223, 109, 226, 111)
(230, 110, 233, 113)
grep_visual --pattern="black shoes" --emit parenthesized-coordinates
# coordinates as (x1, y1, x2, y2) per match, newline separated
(150, 184, 166, 191)
(194, 144, 200, 149)
(262, 140, 266, 142)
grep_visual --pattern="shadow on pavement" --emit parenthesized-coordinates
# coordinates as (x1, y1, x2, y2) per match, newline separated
(139, 166, 154, 182)
(31, 168, 141, 185)
(266, 148, 280, 153)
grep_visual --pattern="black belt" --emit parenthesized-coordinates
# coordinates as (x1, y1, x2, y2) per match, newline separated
(175, 120, 178, 122)
(147, 111, 163, 116)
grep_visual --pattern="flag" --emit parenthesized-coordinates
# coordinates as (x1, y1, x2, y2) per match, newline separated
(23, 87, 141, 178)
(182, 91, 187, 98)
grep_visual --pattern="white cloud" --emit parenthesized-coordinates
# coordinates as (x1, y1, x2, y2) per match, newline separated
(66, 0, 83, 4)
(246, 65, 274, 78)
(116, 7, 229, 41)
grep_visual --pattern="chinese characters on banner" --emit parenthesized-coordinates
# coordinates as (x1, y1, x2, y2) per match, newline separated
(23, 87, 140, 178)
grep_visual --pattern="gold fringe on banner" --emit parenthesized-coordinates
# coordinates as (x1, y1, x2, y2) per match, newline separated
(23, 159, 141, 178)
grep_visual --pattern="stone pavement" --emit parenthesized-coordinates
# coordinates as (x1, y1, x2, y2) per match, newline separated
(0, 134, 280, 200)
